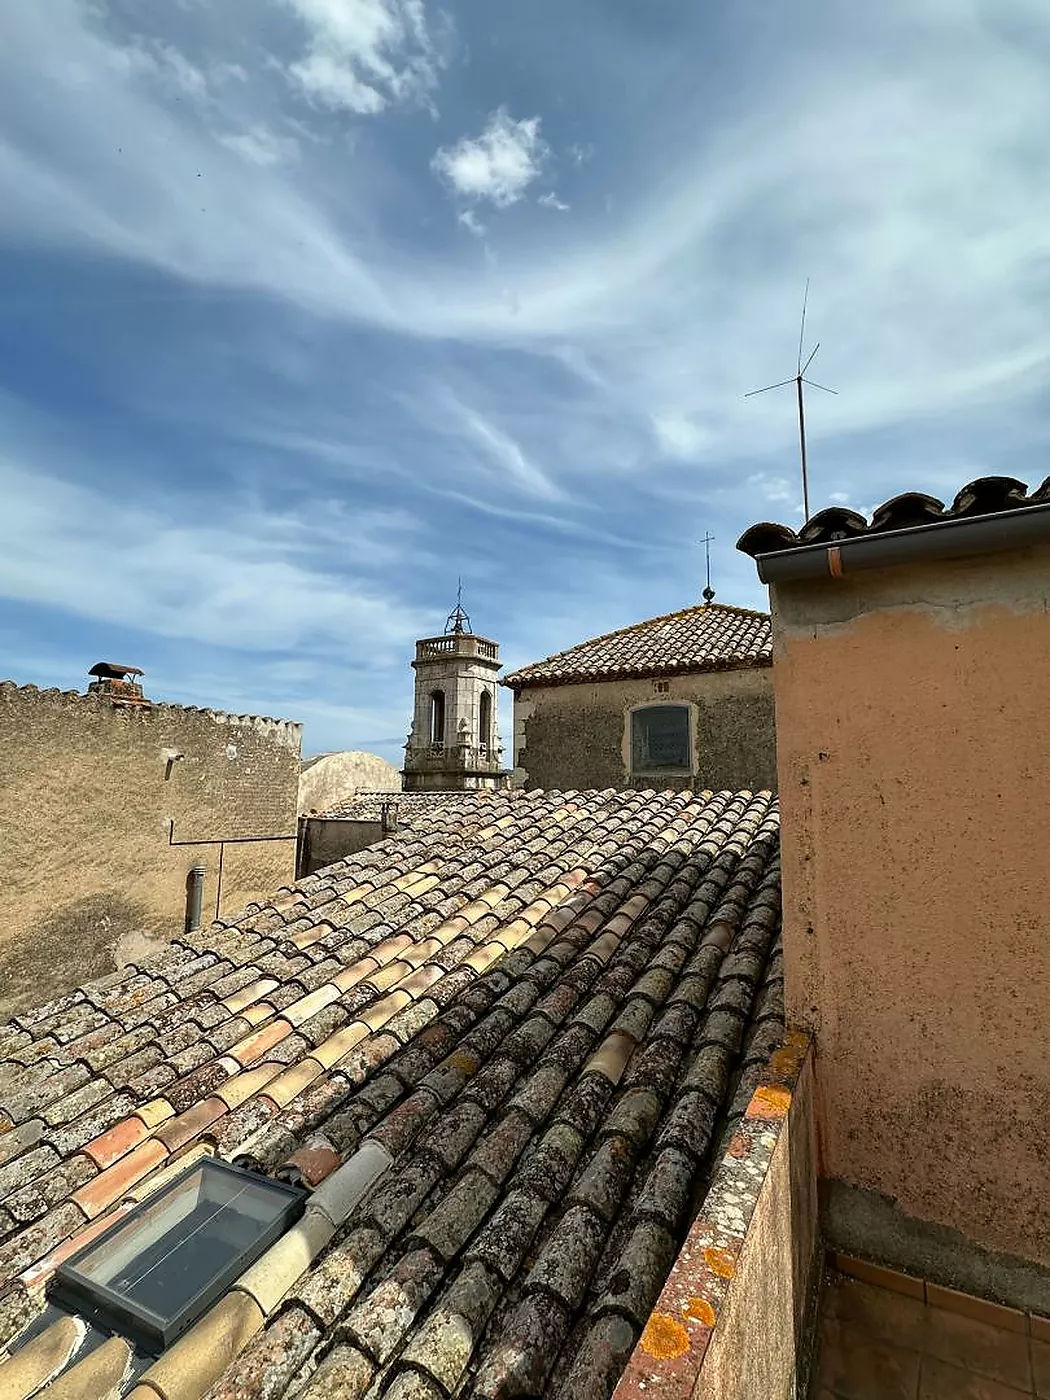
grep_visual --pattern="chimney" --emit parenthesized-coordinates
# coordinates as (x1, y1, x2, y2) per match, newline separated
(87, 662, 151, 708)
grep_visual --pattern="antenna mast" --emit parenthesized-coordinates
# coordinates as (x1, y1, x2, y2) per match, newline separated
(745, 279, 837, 523)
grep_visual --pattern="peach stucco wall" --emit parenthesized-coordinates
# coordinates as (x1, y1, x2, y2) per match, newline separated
(770, 543, 1050, 1270)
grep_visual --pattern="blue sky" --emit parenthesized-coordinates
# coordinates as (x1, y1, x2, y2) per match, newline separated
(1, 0, 1048, 761)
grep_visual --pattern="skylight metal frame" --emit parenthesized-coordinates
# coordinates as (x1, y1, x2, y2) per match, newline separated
(51, 1158, 306, 1354)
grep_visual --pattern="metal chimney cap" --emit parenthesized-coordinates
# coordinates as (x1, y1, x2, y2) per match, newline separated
(89, 662, 145, 679)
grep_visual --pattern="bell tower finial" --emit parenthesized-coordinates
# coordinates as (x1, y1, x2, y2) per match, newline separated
(445, 577, 472, 635)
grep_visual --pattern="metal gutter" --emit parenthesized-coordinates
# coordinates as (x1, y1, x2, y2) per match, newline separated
(753, 501, 1050, 584)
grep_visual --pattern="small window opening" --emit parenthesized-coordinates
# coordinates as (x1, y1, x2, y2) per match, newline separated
(429, 689, 445, 746)
(479, 690, 492, 754)
(631, 705, 691, 773)
(51, 1158, 304, 1354)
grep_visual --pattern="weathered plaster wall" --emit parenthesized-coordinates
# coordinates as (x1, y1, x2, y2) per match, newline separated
(0, 684, 301, 1016)
(298, 751, 400, 815)
(770, 541, 1050, 1277)
(510, 667, 775, 793)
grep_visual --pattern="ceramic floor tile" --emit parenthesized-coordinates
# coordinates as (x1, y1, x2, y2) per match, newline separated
(922, 1306, 1033, 1392)
(919, 1355, 1032, 1400)
(825, 1277, 929, 1353)
(817, 1317, 922, 1400)
(1032, 1338, 1050, 1398)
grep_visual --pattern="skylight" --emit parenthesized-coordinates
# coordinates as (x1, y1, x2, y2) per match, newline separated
(51, 1159, 305, 1352)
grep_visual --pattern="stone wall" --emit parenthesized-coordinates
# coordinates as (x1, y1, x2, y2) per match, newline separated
(298, 751, 401, 815)
(508, 667, 776, 793)
(0, 683, 301, 1016)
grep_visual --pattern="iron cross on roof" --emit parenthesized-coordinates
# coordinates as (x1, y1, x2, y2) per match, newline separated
(698, 532, 716, 604)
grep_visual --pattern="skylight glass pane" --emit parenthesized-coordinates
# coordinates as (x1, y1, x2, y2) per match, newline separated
(53, 1159, 304, 1350)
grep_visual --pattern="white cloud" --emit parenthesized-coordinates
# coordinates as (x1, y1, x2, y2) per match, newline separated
(284, 0, 442, 114)
(218, 125, 300, 167)
(538, 192, 569, 212)
(107, 35, 209, 101)
(746, 473, 802, 514)
(457, 208, 487, 237)
(290, 51, 387, 113)
(652, 415, 715, 460)
(432, 109, 549, 208)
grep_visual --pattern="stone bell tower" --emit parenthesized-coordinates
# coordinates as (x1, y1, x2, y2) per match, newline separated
(402, 588, 509, 792)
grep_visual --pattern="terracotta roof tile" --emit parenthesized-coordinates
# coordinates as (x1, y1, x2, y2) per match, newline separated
(501, 602, 772, 689)
(0, 788, 783, 1399)
(736, 472, 1050, 556)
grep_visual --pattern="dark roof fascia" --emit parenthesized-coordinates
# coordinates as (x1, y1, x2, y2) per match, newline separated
(752, 501, 1050, 585)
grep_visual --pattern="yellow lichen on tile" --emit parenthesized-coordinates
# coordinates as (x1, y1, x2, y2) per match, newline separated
(639, 1311, 691, 1360)
(704, 1246, 736, 1278)
(748, 1085, 792, 1118)
(684, 1297, 717, 1327)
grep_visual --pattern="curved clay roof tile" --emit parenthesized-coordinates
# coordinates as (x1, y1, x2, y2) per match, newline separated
(949, 476, 1029, 518)
(735, 522, 799, 558)
(869, 492, 945, 534)
(797, 507, 869, 544)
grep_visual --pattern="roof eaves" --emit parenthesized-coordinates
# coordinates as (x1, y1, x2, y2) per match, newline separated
(503, 651, 774, 690)
(736, 473, 1050, 580)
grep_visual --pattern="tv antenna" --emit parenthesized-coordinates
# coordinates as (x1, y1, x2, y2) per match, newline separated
(698, 532, 716, 604)
(745, 279, 837, 522)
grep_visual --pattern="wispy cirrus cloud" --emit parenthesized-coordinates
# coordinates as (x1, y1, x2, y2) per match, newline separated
(218, 125, 301, 167)
(0, 452, 427, 658)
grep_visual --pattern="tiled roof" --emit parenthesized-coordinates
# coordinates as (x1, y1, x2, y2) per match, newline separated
(736, 474, 1050, 557)
(501, 604, 772, 689)
(317, 791, 488, 822)
(0, 787, 783, 1400)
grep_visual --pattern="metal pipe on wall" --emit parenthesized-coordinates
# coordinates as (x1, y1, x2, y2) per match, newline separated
(185, 863, 206, 935)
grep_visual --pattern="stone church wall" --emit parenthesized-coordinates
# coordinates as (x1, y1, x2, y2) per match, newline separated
(509, 666, 776, 793)
(298, 750, 400, 815)
(0, 682, 301, 1016)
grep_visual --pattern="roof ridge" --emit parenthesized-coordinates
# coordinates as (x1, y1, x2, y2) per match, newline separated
(510, 600, 769, 669)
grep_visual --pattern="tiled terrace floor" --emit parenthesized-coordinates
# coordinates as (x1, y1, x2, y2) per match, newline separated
(812, 1270, 1050, 1399)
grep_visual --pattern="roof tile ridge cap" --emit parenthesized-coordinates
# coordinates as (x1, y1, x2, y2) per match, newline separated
(684, 599, 771, 620)
(504, 602, 722, 675)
